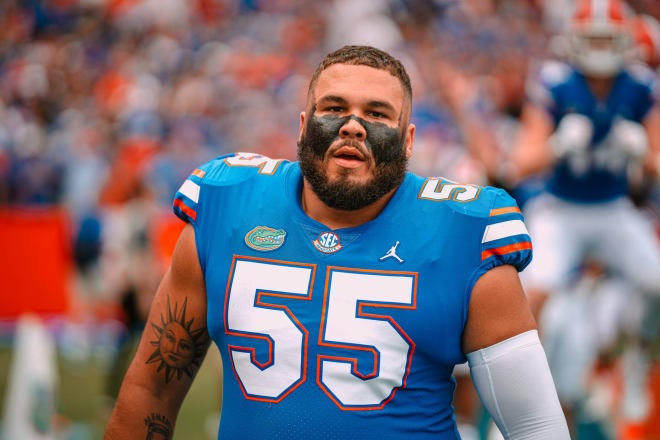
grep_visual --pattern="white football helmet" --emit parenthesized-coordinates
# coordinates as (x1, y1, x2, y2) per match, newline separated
(567, 0, 633, 77)
(632, 14, 660, 67)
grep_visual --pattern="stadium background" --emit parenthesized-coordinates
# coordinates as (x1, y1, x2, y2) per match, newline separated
(0, 0, 659, 439)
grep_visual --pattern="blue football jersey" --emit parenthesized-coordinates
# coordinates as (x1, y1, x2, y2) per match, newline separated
(528, 61, 658, 203)
(173, 152, 532, 439)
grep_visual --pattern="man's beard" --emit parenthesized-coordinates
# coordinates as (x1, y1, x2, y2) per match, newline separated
(297, 114, 408, 211)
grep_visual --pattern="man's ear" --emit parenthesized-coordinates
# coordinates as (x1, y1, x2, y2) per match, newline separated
(404, 123, 415, 159)
(298, 111, 306, 143)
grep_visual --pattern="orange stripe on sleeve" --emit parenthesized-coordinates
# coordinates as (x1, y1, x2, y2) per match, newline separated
(174, 198, 197, 221)
(192, 169, 206, 178)
(481, 241, 532, 260)
(489, 206, 521, 216)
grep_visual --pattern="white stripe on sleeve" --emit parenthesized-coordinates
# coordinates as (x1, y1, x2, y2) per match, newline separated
(482, 220, 529, 244)
(178, 179, 200, 203)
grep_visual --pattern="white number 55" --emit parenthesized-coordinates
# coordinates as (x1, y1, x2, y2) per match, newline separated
(224, 256, 417, 410)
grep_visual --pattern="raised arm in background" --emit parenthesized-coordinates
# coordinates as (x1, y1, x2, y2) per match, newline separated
(509, 104, 556, 185)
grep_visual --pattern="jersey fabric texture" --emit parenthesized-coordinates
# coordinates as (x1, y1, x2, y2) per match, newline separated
(173, 153, 532, 439)
(528, 61, 657, 203)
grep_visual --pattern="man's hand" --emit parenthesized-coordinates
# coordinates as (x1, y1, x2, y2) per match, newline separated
(549, 113, 593, 175)
(611, 117, 649, 161)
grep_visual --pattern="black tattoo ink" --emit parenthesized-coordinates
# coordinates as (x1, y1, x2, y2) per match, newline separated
(144, 413, 172, 440)
(146, 296, 208, 383)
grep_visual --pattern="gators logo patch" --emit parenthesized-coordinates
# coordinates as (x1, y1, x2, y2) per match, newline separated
(245, 226, 286, 251)
(313, 232, 343, 254)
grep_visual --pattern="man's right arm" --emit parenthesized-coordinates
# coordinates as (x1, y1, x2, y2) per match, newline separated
(104, 224, 210, 439)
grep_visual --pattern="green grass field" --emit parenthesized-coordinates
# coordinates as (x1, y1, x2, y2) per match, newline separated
(1, 336, 625, 440)
(0, 344, 223, 439)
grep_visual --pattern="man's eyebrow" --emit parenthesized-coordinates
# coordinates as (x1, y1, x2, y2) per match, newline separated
(318, 95, 397, 113)
(317, 95, 348, 105)
(366, 100, 397, 114)
(315, 95, 401, 121)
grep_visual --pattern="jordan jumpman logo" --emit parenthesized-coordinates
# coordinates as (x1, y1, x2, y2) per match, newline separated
(379, 241, 404, 263)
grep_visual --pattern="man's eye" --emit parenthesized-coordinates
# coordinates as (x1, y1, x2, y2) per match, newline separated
(328, 106, 344, 112)
(367, 111, 386, 118)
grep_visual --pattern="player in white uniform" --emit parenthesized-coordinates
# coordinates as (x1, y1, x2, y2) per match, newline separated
(509, 0, 660, 429)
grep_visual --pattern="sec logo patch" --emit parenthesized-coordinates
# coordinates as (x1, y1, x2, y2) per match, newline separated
(313, 232, 342, 254)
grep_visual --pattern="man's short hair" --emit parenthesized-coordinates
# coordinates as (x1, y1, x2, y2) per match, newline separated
(307, 45, 413, 105)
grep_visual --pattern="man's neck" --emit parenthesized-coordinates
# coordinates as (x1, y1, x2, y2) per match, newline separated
(586, 76, 616, 101)
(300, 181, 398, 230)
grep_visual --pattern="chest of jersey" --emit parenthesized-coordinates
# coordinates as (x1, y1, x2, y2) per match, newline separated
(552, 71, 649, 144)
(173, 156, 529, 438)
(544, 69, 654, 202)
(200, 180, 478, 407)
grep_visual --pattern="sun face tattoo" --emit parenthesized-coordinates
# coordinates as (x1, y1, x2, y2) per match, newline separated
(146, 296, 208, 383)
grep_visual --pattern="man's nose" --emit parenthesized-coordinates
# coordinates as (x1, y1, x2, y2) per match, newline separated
(339, 117, 366, 141)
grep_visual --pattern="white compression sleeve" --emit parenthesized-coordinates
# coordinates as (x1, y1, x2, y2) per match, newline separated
(466, 330, 570, 439)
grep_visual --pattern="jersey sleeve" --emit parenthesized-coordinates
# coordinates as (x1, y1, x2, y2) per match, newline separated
(172, 152, 287, 224)
(173, 167, 207, 226)
(171, 154, 232, 225)
(448, 186, 533, 330)
(472, 189, 533, 282)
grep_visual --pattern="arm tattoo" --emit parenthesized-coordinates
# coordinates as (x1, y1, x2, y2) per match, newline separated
(146, 296, 209, 383)
(144, 413, 172, 440)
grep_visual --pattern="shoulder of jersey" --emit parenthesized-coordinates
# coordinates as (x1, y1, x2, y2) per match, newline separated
(173, 152, 289, 223)
(625, 62, 658, 90)
(415, 177, 531, 268)
(192, 152, 289, 187)
(526, 60, 574, 107)
(416, 177, 521, 219)
(537, 60, 574, 87)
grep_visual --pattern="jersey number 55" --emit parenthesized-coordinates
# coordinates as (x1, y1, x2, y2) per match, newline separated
(224, 256, 418, 411)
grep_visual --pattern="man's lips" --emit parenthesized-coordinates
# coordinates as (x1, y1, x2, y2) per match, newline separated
(330, 146, 368, 169)
(332, 145, 366, 161)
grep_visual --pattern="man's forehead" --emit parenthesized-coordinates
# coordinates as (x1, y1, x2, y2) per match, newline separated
(312, 64, 404, 106)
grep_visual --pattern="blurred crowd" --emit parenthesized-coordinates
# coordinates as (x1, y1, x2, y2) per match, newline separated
(2, 0, 660, 438)
(0, 0, 562, 317)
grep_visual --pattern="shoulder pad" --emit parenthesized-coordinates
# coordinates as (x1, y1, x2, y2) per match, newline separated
(526, 60, 571, 108)
(198, 152, 288, 186)
(172, 152, 288, 224)
(538, 60, 573, 87)
(626, 63, 658, 90)
(418, 178, 517, 219)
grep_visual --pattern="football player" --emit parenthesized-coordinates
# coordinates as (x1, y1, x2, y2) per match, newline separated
(104, 45, 568, 439)
(509, 0, 660, 427)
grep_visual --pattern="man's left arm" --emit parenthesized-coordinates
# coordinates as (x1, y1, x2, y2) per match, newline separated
(462, 265, 570, 439)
